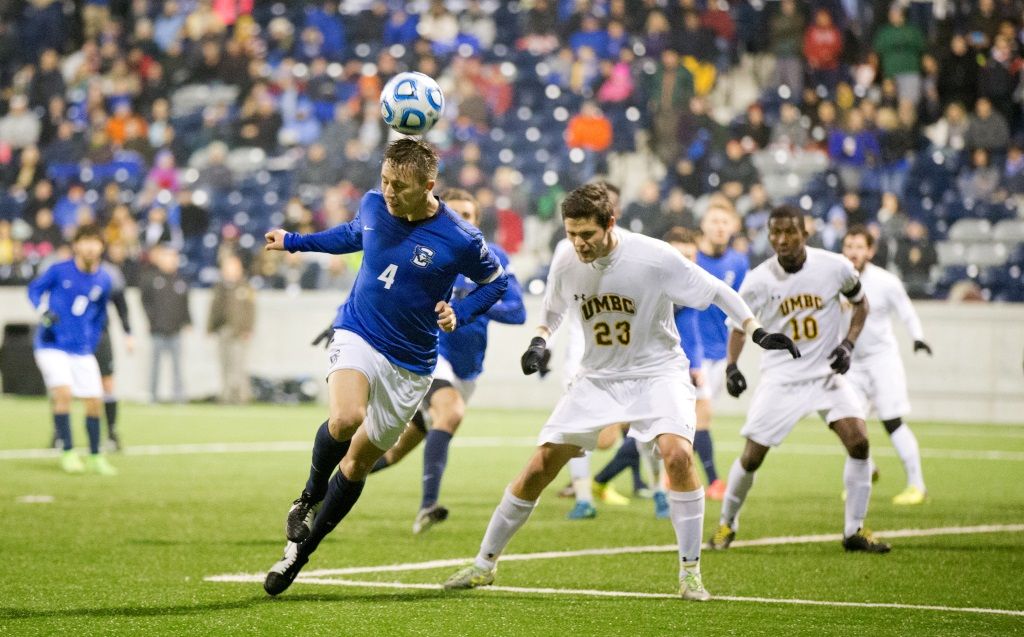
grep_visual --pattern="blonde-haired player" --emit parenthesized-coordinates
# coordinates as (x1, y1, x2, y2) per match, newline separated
(444, 184, 799, 600)
(842, 226, 931, 505)
(710, 205, 891, 554)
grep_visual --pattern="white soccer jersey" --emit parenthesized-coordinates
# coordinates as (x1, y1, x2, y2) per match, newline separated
(543, 228, 721, 379)
(850, 263, 924, 359)
(551, 238, 586, 382)
(732, 247, 860, 382)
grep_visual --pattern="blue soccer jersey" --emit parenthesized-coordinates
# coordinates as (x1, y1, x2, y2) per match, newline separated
(674, 306, 703, 371)
(439, 244, 526, 381)
(285, 190, 507, 375)
(696, 248, 748, 361)
(28, 260, 113, 355)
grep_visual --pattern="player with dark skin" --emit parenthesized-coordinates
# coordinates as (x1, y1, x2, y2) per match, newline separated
(724, 214, 871, 476)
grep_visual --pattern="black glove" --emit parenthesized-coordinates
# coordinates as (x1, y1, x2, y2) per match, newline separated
(752, 327, 801, 359)
(537, 348, 552, 378)
(725, 363, 747, 398)
(311, 324, 334, 349)
(829, 339, 855, 374)
(913, 340, 932, 356)
(39, 310, 59, 328)
(521, 336, 549, 375)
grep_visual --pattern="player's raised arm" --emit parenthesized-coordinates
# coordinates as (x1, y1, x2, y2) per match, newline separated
(449, 236, 508, 329)
(484, 250, 526, 325)
(265, 209, 364, 255)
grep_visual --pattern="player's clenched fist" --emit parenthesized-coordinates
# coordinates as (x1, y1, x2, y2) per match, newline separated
(435, 301, 457, 333)
(520, 336, 549, 375)
(265, 229, 287, 251)
(828, 339, 855, 374)
(725, 363, 747, 398)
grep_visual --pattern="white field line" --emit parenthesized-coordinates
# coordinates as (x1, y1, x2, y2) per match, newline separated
(4, 438, 1024, 461)
(204, 576, 1024, 618)
(205, 523, 1024, 582)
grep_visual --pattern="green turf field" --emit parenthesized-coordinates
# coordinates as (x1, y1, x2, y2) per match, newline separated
(1, 398, 1022, 636)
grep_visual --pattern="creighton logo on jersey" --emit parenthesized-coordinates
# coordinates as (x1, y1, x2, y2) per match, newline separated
(411, 245, 435, 268)
(579, 293, 637, 321)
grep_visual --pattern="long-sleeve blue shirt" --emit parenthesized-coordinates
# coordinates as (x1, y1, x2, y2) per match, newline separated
(28, 259, 112, 355)
(285, 190, 507, 375)
(696, 248, 748, 361)
(440, 243, 526, 381)
(675, 306, 704, 370)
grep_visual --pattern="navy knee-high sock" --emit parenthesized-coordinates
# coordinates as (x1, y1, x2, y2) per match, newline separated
(54, 413, 72, 451)
(693, 430, 718, 483)
(421, 429, 453, 509)
(595, 437, 640, 485)
(86, 416, 101, 455)
(304, 421, 350, 501)
(370, 457, 390, 473)
(299, 470, 365, 556)
(104, 398, 118, 435)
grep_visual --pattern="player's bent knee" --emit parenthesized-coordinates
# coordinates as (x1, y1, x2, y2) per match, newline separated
(327, 411, 364, 440)
(663, 446, 694, 476)
(740, 447, 767, 472)
(847, 436, 870, 460)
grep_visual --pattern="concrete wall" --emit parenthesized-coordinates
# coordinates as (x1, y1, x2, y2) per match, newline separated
(1, 288, 1022, 424)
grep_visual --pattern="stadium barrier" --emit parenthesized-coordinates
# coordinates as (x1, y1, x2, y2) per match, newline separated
(0, 288, 1021, 425)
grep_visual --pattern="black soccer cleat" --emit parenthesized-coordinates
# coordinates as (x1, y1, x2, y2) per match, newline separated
(264, 542, 309, 596)
(412, 504, 449, 534)
(843, 528, 891, 554)
(106, 432, 122, 453)
(285, 491, 320, 543)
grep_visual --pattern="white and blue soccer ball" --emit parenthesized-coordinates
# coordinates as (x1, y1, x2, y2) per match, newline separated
(380, 71, 445, 136)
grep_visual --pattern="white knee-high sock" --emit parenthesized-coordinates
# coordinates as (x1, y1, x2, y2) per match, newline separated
(889, 425, 925, 490)
(844, 457, 872, 537)
(720, 458, 755, 529)
(668, 487, 705, 573)
(475, 488, 538, 570)
(568, 454, 593, 503)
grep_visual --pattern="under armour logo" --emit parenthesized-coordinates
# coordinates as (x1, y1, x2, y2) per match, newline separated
(574, 293, 588, 301)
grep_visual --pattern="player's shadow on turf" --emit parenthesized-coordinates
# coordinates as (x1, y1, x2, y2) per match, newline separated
(0, 599, 262, 620)
(126, 538, 284, 547)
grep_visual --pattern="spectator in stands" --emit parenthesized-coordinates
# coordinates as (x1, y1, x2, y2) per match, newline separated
(769, 0, 804, 97)
(958, 148, 1003, 202)
(674, 10, 715, 63)
(829, 191, 870, 228)
(895, 220, 937, 299)
(820, 205, 848, 252)
(141, 244, 191, 404)
(418, 0, 459, 53)
(642, 10, 672, 59)
(648, 187, 697, 239)
(735, 104, 770, 151)
(207, 253, 255, 404)
(966, 97, 1011, 153)
(6, 145, 45, 195)
(565, 101, 613, 182)
(0, 95, 41, 150)
(876, 192, 907, 242)
(1005, 144, 1024, 193)
(938, 35, 979, 110)
(621, 179, 662, 235)
(717, 138, 759, 199)
(770, 101, 809, 149)
(977, 35, 1021, 124)
(872, 6, 926, 105)
(29, 49, 65, 109)
(645, 49, 694, 165)
(803, 8, 844, 92)
(876, 103, 921, 197)
(926, 101, 970, 153)
(140, 206, 183, 251)
(829, 109, 881, 191)
(25, 180, 57, 221)
(52, 183, 91, 235)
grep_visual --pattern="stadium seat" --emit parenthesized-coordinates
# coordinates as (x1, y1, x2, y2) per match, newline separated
(947, 218, 992, 242)
(994, 219, 1024, 243)
(936, 241, 968, 266)
(965, 242, 1008, 268)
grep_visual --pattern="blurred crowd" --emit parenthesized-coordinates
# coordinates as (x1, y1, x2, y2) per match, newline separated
(0, 0, 1022, 301)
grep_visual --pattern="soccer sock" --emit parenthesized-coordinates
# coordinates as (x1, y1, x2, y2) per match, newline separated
(475, 488, 538, 570)
(693, 430, 718, 483)
(299, 470, 365, 556)
(85, 416, 101, 455)
(370, 457, 390, 473)
(720, 458, 755, 529)
(54, 413, 72, 451)
(843, 456, 872, 537)
(888, 424, 925, 490)
(668, 487, 705, 573)
(594, 437, 639, 485)
(103, 395, 118, 436)
(568, 454, 592, 503)
(304, 421, 351, 502)
(421, 429, 453, 509)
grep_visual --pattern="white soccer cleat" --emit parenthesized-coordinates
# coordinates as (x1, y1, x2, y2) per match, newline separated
(679, 571, 712, 601)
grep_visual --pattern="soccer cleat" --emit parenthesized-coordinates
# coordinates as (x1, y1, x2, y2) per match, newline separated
(567, 501, 597, 519)
(443, 563, 495, 590)
(285, 491, 321, 543)
(556, 483, 575, 498)
(264, 542, 309, 596)
(707, 523, 736, 550)
(593, 481, 630, 506)
(706, 479, 726, 501)
(892, 485, 927, 506)
(105, 433, 122, 453)
(679, 571, 712, 601)
(843, 528, 891, 553)
(653, 492, 669, 519)
(60, 450, 84, 474)
(412, 504, 449, 534)
(86, 455, 118, 476)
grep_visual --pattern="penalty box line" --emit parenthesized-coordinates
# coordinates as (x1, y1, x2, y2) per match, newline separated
(207, 576, 1024, 618)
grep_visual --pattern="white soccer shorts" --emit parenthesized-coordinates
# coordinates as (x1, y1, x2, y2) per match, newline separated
(34, 348, 103, 398)
(695, 358, 728, 401)
(538, 373, 697, 451)
(740, 373, 865, 448)
(847, 349, 911, 422)
(326, 329, 432, 451)
(432, 355, 477, 403)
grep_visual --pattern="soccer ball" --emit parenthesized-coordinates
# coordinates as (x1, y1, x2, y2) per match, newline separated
(380, 72, 445, 136)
